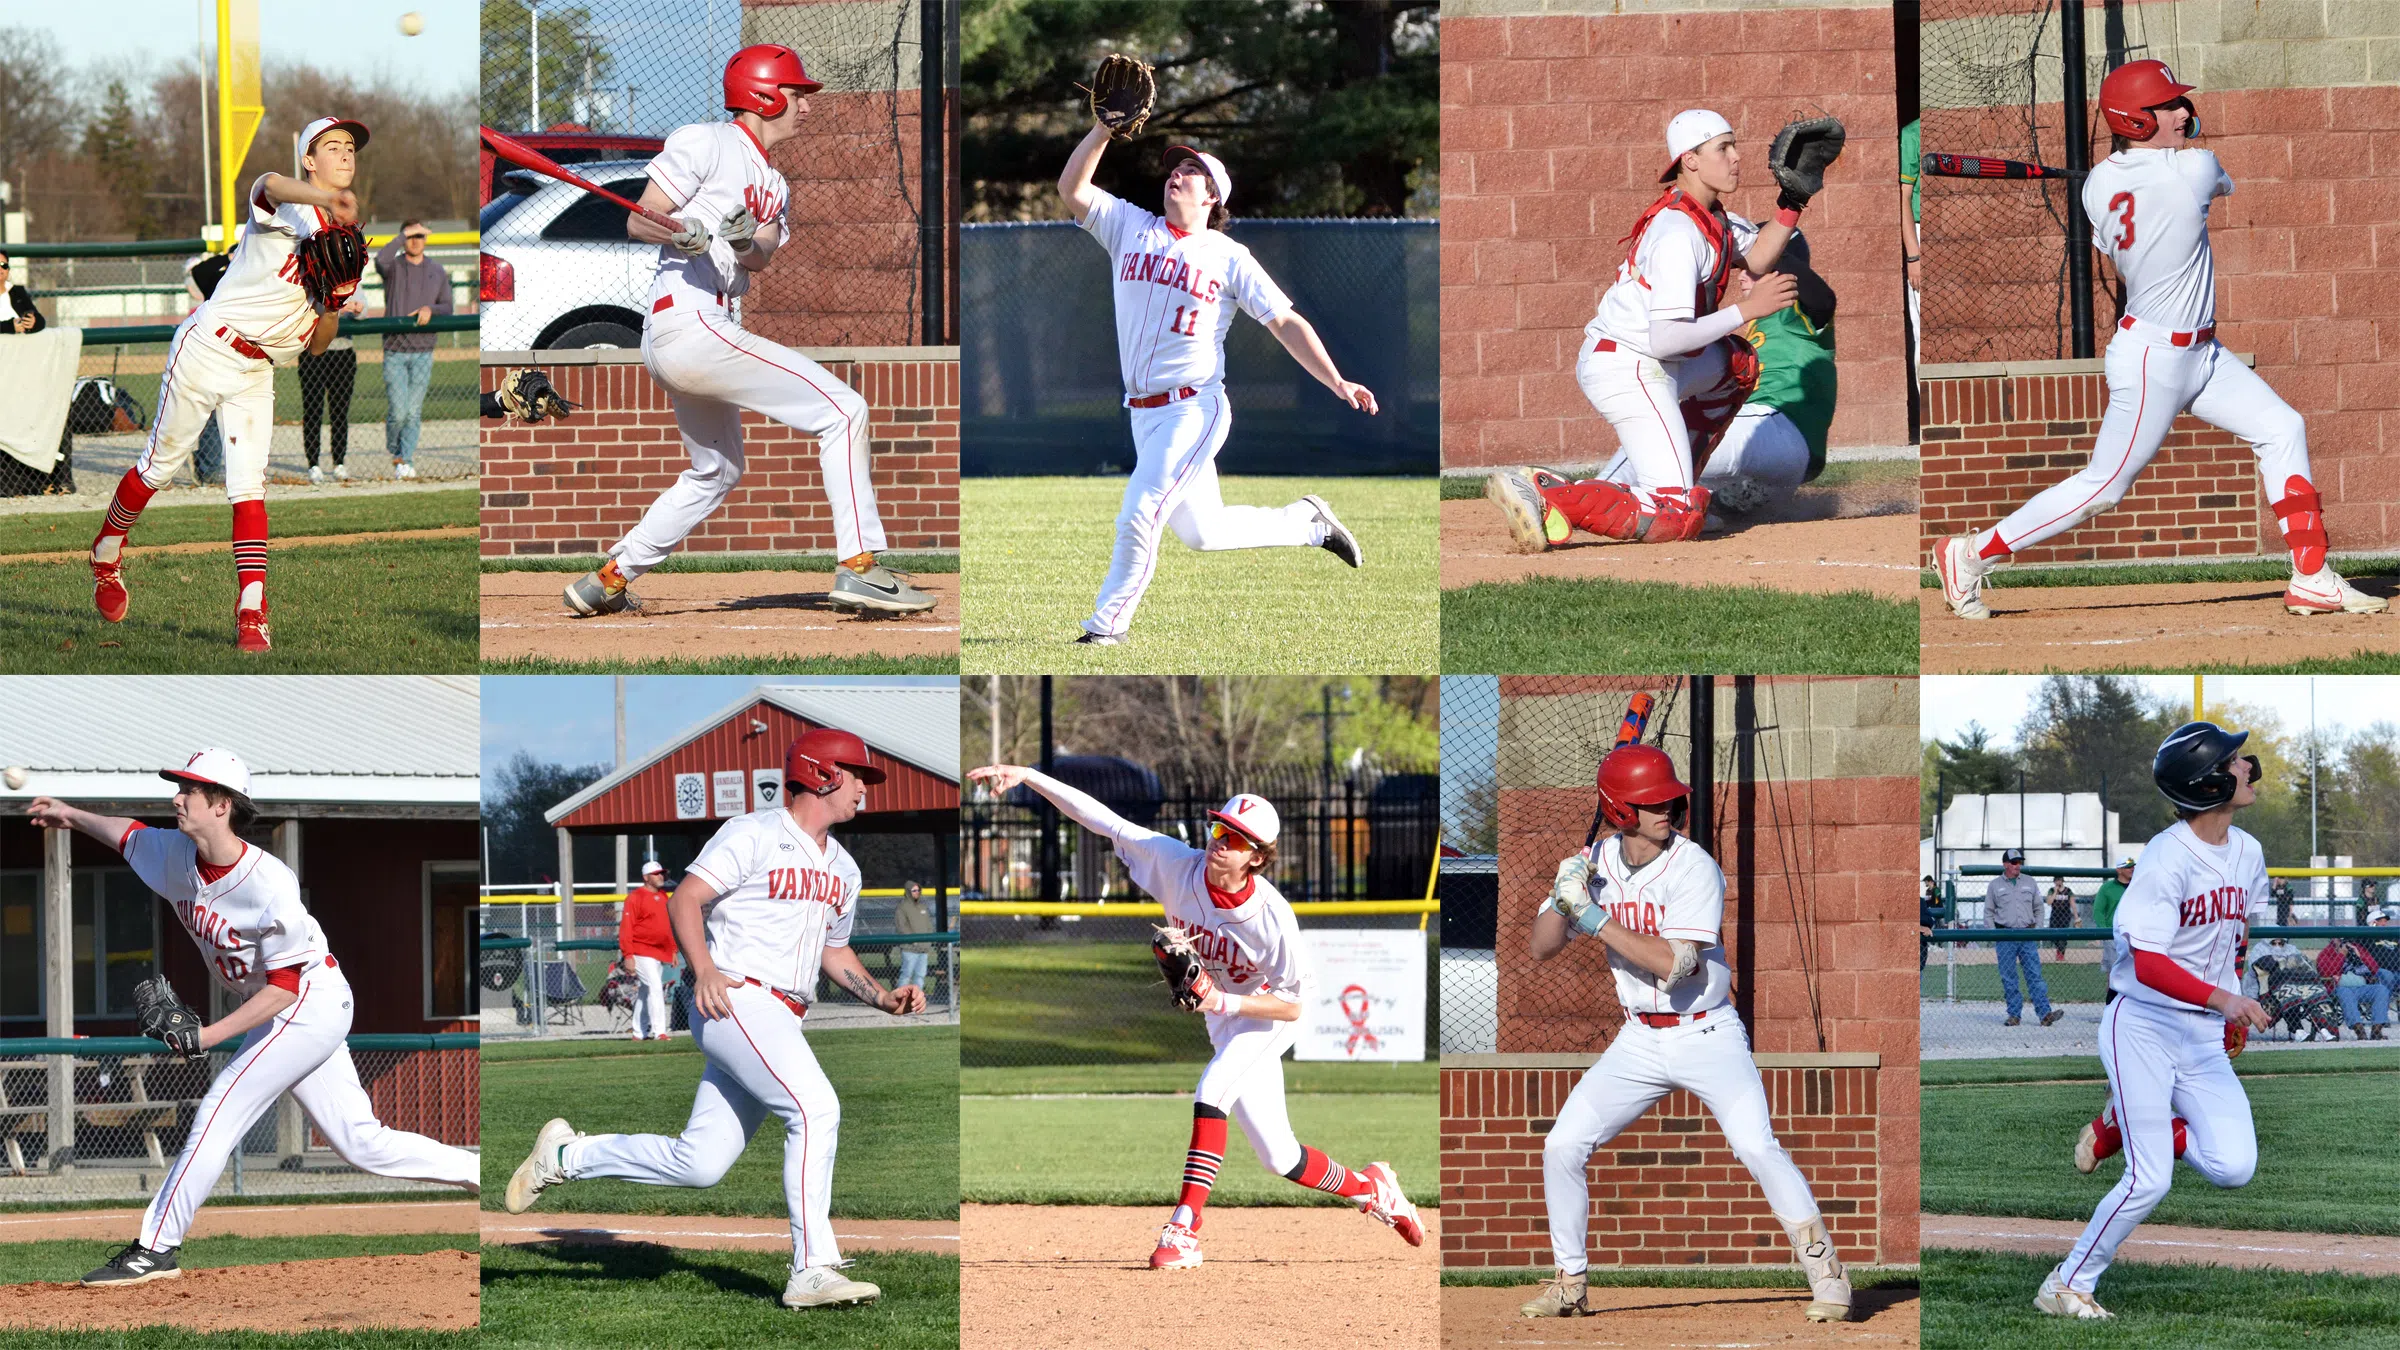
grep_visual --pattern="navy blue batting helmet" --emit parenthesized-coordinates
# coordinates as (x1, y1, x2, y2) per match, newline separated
(2153, 721, 2261, 813)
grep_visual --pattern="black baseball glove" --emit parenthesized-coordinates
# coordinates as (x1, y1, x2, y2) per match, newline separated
(1151, 925, 1217, 1013)
(1081, 53, 1157, 141)
(1767, 115, 1846, 212)
(132, 975, 206, 1060)
(496, 368, 582, 423)
(294, 223, 369, 312)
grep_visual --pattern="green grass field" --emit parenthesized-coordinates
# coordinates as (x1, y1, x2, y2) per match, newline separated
(1925, 1248, 2400, 1350)
(1923, 1055, 2400, 1234)
(1921, 958, 2113, 1002)
(479, 1028, 956, 1220)
(0, 1335, 472, 1349)
(963, 1061, 1435, 1207)
(960, 476, 1437, 672)
(1443, 573, 1916, 673)
(481, 1245, 956, 1350)
(0, 490, 476, 673)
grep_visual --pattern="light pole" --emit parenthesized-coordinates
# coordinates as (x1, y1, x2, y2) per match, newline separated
(521, 1, 541, 131)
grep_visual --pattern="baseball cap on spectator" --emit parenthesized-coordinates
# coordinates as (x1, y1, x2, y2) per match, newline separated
(2001, 848, 2026, 863)
(2116, 857, 2135, 868)
(642, 861, 665, 878)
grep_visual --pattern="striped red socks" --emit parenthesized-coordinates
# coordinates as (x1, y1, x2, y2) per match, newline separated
(232, 499, 268, 612)
(92, 470, 157, 563)
(1175, 1107, 1227, 1230)
(1288, 1145, 1374, 1200)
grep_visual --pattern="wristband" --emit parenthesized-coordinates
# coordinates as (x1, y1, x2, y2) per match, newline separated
(1775, 206, 1802, 228)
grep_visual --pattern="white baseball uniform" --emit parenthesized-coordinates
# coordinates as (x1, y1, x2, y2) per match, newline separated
(1975, 148, 2314, 561)
(2048, 820, 2265, 1294)
(610, 121, 886, 580)
(130, 177, 334, 504)
(1078, 189, 1333, 639)
(118, 823, 479, 1251)
(1538, 831, 1827, 1275)
(563, 805, 859, 1274)
(1578, 199, 1760, 510)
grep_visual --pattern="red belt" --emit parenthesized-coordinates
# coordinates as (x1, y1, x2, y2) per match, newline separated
(1592, 338, 1619, 353)
(2119, 315, 2213, 347)
(653, 292, 727, 314)
(1637, 1008, 1709, 1028)
(739, 976, 809, 1019)
(1127, 386, 1198, 409)
(215, 326, 267, 361)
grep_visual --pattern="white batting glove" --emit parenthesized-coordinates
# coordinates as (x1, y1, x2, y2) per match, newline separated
(720, 206, 759, 248)
(670, 216, 711, 256)
(1549, 852, 1608, 936)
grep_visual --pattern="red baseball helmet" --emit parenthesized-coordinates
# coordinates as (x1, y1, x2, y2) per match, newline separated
(1596, 744, 1688, 830)
(723, 43, 823, 120)
(785, 728, 884, 795)
(2098, 59, 2195, 141)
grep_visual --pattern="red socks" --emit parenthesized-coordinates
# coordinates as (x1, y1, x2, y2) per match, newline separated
(232, 499, 268, 613)
(1978, 530, 2013, 562)
(1175, 1109, 1227, 1229)
(93, 470, 157, 562)
(1288, 1146, 1374, 1200)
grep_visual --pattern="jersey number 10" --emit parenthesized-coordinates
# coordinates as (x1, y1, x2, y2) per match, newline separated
(1166, 306, 1201, 337)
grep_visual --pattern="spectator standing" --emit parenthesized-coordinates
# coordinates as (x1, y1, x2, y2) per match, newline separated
(0, 252, 47, 334)
(2046, 878, 2076, 959)
(1921, 876, 1943, 972)
(617, 860, 680, 1040)
(2360, 879, 2380, 928)
(2093, 858, 2134, 933)
(894, 880, 934, 997)
(2271, 877, 2295, 926)
(299, 295, 364, 483)
(1986, 848, 2062, 1026)
(374, 220, 451, 479)
(2316, 934, 2388, 1040)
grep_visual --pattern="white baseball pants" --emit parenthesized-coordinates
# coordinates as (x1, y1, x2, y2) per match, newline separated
(1192, 1014, 1306, 1175)
(1598, 405, 1811, 495)
(134, 314, 274, 503)
(1543, 1011, 1824, 1275)
(141, 961, 480, 1250)
(1575, 341, 1718, 509)
(1983, 332, 2309, 556)
(1083, 391, 1323, 638)
(2047, 996, 2254, 1294)
(631, 955, 670, 1039)
(564, 980, 843, 1274)
(614, 308, 886, 581)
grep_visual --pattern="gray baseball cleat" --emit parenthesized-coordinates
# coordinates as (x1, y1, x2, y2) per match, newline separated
(82, 1241, 180, 1286)
(1301, 494, 1362, 567)
(563, 569, 638, 616)
(1706, 472, 1774, 516)
(505, 1117, 582, 1214)
(829, 563, 937, 614)
(1519, 1269, 1590, 1317)
(1486, 467, 1556, 553)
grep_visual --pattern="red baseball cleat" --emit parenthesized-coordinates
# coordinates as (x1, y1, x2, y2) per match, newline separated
(92, 558, 128, 622)
(1148, 1221, 1201, 1270)
(236, 607, 272, 654)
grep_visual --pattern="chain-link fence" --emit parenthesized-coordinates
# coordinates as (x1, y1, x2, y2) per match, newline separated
(962, 219, 1437, 475)
(0, 1035, 477, 1204)
(477, 0, 947, 351)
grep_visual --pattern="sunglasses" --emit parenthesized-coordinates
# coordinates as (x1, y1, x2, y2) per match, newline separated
(1209, 822, 1255, 852)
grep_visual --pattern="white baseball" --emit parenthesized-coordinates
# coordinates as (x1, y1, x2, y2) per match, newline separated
(399, 11, 424, 35)
(3, 767, 26, 790)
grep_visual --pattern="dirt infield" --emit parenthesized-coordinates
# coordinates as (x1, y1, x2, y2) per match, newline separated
(962, 1203, 1438, 1349)
(1440, 1280, 1919, 1347)
(0, 1250, 478, 1333)
(480, 569, 960, 663)
(1440, 502, 1919, 599)
(1925, 1213, 2400, 1277)
(1919, 581, 2400, 672)
(482, 1211, 957, 1254)
(0, 527, 474, 567)
(0, 1201, 477, 1242)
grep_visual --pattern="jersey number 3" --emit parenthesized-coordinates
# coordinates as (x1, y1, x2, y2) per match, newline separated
(1166, 306, 1201, 337)
(2108, 192, 2136, 248)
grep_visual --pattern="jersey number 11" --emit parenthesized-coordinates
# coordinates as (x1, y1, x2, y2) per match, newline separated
(1166, 306, 1201, 337)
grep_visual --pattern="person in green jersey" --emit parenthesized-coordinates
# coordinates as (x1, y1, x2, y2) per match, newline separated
(1900, 117, 1921, 366)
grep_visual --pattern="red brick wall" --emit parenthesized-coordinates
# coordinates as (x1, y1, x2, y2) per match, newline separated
(749, 88, 943, 348)
(480, 352, 959, 557)
(1440, 1059, 1880, 1268)
(1919, 364, 2263, 563)
(1442, 4, 1909, 468)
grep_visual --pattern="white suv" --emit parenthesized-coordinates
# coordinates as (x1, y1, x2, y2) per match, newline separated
(479, 160, 661, 351)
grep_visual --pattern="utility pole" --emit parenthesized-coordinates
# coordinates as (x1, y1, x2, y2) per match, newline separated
(614, 676, 628, 897)
(1307, 684, 1353, 900)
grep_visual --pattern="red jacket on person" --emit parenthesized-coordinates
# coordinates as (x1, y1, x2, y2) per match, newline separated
(619, 883, 679, 963)
(2317, 939, 2380, 983)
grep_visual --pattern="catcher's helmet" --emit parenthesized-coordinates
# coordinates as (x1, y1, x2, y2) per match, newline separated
(2153, 721, 2260, 813)
(785, 728, 885, 796)
(2099, 59, 2195, 140)
(724, 43, 823, 119)
(1596, 744, 1688, 830)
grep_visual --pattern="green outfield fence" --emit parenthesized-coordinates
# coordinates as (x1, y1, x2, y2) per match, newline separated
(0, 1034, 477, 1206)
(962, 219, 1437, 475)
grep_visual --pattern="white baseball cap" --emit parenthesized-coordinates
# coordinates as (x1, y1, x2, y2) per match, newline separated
(1209, 793, 1279, 846)
(642, 860, 665, 877)
(161, 747, 253, 801)
(1163, 145, 1233, 209)
(300, 116, 370, 155)
(1659, 108, 1734, 182)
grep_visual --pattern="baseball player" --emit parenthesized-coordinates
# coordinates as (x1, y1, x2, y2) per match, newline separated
(619, 860, 680, 1040)
(1936, 61, 2387, 620)
(563, 44, 936, 621)
(1518, 745, 1851, 1322)
(965, 765, 1422, 1266)
(1056, 118, 1376, 647)
(503, 729, 926, 1310)
(88, 116, 372, 653)
(26, 748, 481, 1286)
(2039, 721, 2274, 1319)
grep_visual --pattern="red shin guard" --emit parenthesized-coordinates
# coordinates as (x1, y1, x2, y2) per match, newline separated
(1538, 477, 1644, 540)
(2271, 476, 2328, 575)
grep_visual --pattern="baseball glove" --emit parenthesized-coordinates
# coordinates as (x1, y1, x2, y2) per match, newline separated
(1081, 53, 1156, 141)
(132, 976, 205, 1060)
(1151, 924, 1217, 1012)
(1767, 115, 1846, 212)
(496, 368, 582, 423)
(294, 223, 369, 312)
(2224, 1021, 2247, 1058)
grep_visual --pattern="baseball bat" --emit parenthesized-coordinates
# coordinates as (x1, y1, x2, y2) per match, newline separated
(481, 126, 685, 230)
(1586, 693, 1658, 846)
(1920, 152, 2083, 181)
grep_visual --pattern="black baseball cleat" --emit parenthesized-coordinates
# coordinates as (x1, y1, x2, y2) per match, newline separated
(1074, 632, 1121, 646)
(1302, 494, 1362, 567)
(83, 1241, 180, 1285)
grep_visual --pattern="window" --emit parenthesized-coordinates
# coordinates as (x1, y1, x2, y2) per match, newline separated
(0, 868, 155, 1021)
(426, 862, 480, 1020)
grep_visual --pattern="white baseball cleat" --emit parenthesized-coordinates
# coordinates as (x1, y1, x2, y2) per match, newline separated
(504, 1117, 581, 1214)
(1518, 1268, 1590, 1317)
(783, 1264, 880, 1308)
(1706, 472, 1775, 516)
(1148, 1220, 1202, 1270)
(1301, 494, 1362, 567)
(1935, 532, 1992, 619)
(1485, 467, 1560, 553)
(1357, 1161, 1423, 1246)
(2035, 1273, 2114, 1319)
(1782, 1214, 1853, 1322)
(2285, 566, 2388, 615)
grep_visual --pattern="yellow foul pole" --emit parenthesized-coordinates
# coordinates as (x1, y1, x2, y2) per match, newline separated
(2193, 674, 2203, 721)
(215, 0, 264, 252)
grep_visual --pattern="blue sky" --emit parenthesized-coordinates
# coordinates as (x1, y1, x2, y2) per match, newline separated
(480, 676, 956, 782)
(46, 2, 478, 97)
(1922, 676, 2398, 750)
